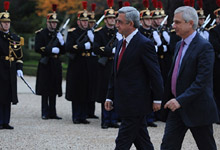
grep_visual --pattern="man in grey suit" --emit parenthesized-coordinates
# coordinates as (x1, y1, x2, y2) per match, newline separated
(161, 6, 219, 150)
(105, 6, 164, 150)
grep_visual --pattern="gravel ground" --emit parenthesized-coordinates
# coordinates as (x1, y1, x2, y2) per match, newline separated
(0, 76, 219, 150)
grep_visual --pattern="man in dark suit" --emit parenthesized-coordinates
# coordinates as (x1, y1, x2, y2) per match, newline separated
(160, 6, 219, 150)
(105, 6, 164, 150)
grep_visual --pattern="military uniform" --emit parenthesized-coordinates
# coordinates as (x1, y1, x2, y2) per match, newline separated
(209, 24, 220, 122)
(93, 5, 120, 128)
(35, 4, 64, 120)
(86, 6, 99, 119)
(0, 1, 23, 129)
(65, 2, 91, 124)
(151, 5, 171, 86)
(139, 26, 154, 40)
(196, 3, 209, 40)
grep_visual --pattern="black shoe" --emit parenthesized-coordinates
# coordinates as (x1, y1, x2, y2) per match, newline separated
(50, 116, 62, 120)
(80, 119, 90, 124)
(101, 123, 109, 129)
(110, 123, 120, 128)
(147, 122, 157, 127)
(73, 119, 81, 124)
(42, 116, 49, 120)
(87, 115, 99, 119)
(3, 124, 14, 129)
(0, 125, 3, 129)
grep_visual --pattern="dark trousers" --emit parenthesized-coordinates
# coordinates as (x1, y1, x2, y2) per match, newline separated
(41, 95, 57, 117)
(72, 101, 87, 121)
(0, 103, 11, 125)
(161, 111, 217, 150)
(146, 112, 155, 123)
(115, 116, 154, 150)
(101, 103, 118, 125)
(87, 101, 95, 116)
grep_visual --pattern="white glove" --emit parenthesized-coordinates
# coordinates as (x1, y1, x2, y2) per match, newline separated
(57, 32, 64, 46)
(87, 30, 94, 42)
(163, 45, 167, 52)
(112, 47, 116, 54)
(162, 31, 170, 44)
(153, 31, 162, 46)
(91, 52, 97, 56)
(17, 70, 23, 77)
(199, 31, 209, 40)
(84, 42, 91, 50)
(155, 46, 158, 53)
(52, 47, 60, 54)
(116, 32, 123, 41)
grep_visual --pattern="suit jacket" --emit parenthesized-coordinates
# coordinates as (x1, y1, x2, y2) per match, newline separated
(162, 33, 219, 127)
(107, 31, 164, 117)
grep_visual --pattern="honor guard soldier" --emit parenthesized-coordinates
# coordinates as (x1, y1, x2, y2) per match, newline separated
(86, 3, 99, 119)
(214, 1, 220, 25)
(93, 0, 121, 129)
(139, 0, 154, 40)
(209, 0, 220, 124)
(35, 4, 65, 120)
(0, 1, 24, 129)
(151, 0, 171, 86)
(196, 0, 209, 40)
(139, 0, 158, 127)
(65, 1, 91, 124)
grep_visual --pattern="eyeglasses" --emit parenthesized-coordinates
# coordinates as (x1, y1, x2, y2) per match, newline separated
(115, 19, 129, 25)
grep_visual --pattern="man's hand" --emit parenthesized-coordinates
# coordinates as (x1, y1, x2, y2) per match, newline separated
(52, 47, 60, 54)
(164, 98, 181, 112)
(116, 32, 123, 41)
(153, 103, 161, 112)
(105, 101, 113, 111)
(56, 32, 64, 45)
(87, 30, 94, 42)
(17, 70, 23, 77)
(84, 42, 91, 50)
(153, 31, 162, 46)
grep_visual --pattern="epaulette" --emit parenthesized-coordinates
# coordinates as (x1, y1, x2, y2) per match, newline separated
(35, 28, 43, 34)
(68, 28, 76, 32)
(208, 24, 216, 31)
(170, 29, 175, 32)
(94, 27, 102, 32)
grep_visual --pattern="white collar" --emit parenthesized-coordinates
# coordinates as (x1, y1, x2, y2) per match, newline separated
(124, 29, 138, 44)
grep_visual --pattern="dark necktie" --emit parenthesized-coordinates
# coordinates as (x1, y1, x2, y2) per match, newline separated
(117, 40, 126, 71)
(171, 40, 185, 97)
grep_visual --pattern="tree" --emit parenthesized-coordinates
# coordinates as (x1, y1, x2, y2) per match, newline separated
(36, 0, 82, 16)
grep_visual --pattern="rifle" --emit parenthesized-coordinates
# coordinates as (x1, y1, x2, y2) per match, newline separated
(210, 19, 216, 27)
(40, 19, 70, 64)
(148, 15, 168, 39)
(76, 15, 105, 46)
(70, 15, 105, 60)
(157, 15, 168, 33)
(98, 30, 119, 66)
(198, 17, 211, 33)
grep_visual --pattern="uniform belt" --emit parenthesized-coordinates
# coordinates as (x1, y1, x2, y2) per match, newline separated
(81, 52, 91, 57)
(0, 56, 15, 61)
(159, 55, 164, 59)
(98, 55, 114, 60)
(108, 56, 114, 60)
(51, 55, 58, 58)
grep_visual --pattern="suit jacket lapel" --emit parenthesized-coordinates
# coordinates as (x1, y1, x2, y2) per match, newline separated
(115, 40, 123, 74)
(117, 32, 139, 73)
(178, 33, 199, 75)
(169, 42, 181, 77)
